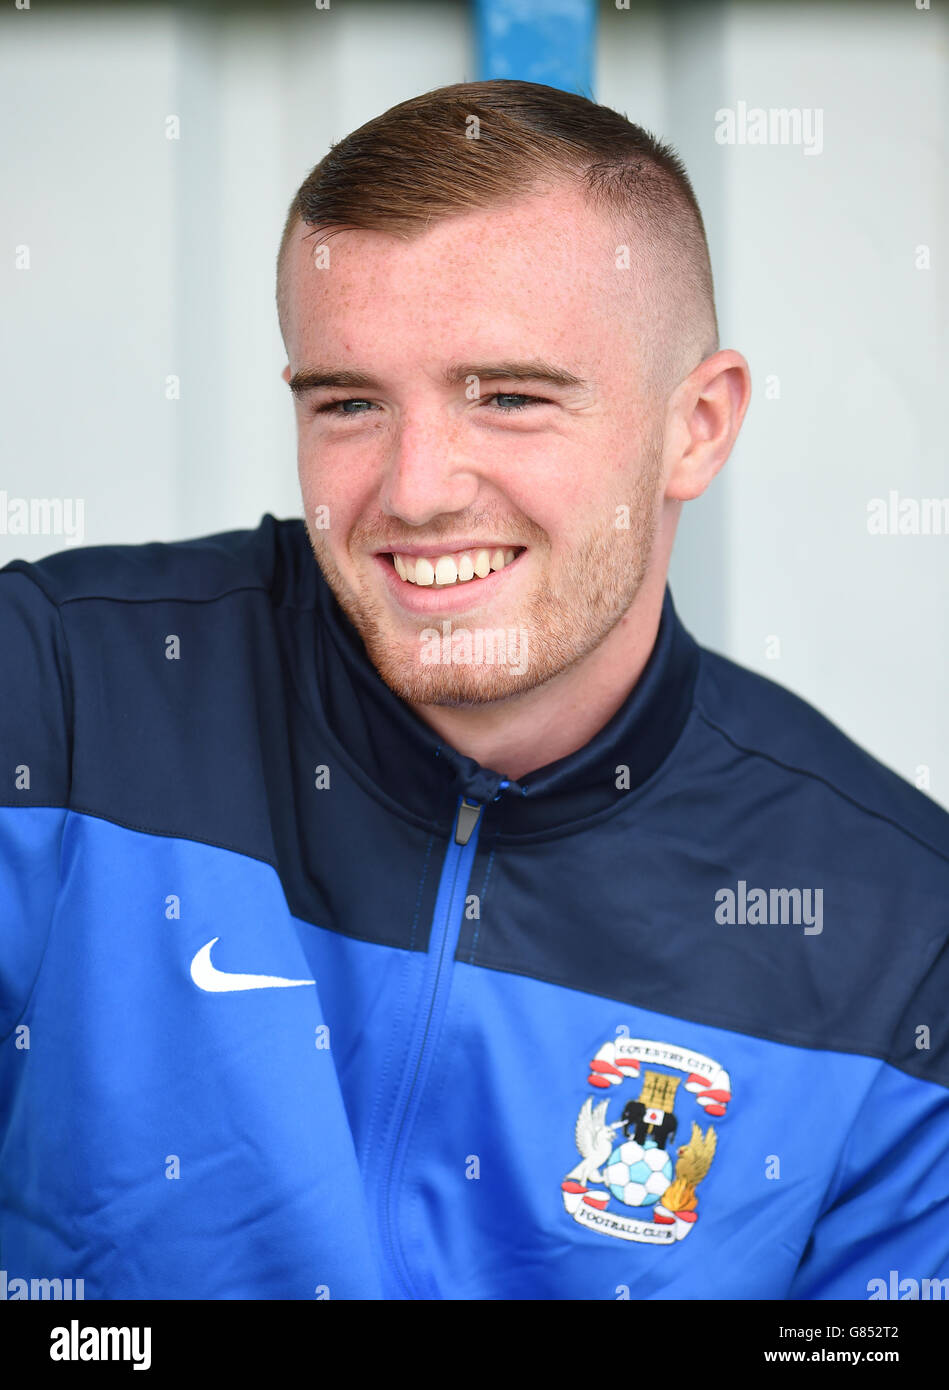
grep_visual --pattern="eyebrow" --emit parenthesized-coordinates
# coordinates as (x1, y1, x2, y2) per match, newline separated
(287, 359, 590, 397)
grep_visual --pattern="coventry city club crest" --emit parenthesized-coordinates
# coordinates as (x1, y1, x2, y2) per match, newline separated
(561, 1038, 732, 1244)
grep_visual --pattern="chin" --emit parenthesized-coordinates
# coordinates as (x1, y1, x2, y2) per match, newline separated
(367, 646, 538, 707)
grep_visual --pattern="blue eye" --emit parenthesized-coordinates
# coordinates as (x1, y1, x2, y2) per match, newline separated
(487, 394, 545, 412)
(316, 398, 375, 415)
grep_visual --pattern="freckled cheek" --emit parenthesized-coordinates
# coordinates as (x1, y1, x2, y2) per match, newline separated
(298, 445, 379, 554)
(498, 449, 604, 550)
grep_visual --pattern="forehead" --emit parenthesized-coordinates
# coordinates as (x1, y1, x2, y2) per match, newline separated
(281, 184, 642, 369)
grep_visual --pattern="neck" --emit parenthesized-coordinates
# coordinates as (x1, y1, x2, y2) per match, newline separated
(408, 574, 667, 781)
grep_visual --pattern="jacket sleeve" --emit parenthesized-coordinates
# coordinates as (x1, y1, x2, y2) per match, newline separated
(0, 565, 72, 1041)
(788, 939, 949, 1299)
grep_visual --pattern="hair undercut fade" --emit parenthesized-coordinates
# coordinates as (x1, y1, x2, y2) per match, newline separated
(276, 79, 719, 398)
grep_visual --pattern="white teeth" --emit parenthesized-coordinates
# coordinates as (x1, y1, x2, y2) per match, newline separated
(390, 546, 522, 586)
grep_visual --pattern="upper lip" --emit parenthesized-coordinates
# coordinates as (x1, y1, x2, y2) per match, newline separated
(373, 543, 525, 557)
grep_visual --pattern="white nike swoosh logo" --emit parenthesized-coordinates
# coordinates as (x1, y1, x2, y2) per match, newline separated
(190, 937, 316, 993)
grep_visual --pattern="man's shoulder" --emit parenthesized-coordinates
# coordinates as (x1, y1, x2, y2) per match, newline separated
(0, 514, 311, 610)
(690, 640, 949, 865)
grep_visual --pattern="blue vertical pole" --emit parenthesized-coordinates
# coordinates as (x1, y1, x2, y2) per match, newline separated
(473, 0, 597, 97)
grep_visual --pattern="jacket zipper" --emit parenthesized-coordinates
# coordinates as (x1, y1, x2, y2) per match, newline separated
(379, 795, 483, 1297)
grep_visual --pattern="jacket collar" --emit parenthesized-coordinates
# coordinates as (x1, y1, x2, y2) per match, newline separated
(305, 528, 699, 838)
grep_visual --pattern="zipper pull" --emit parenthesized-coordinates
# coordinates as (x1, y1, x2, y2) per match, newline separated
(453, 797, 482, 846)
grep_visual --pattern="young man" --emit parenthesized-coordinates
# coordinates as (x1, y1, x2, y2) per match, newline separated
(1, 81, 946, 1301)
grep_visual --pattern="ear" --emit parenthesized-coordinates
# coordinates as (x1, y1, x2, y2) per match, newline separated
(663, 350, 751, 502)
(281, 364, 291, 386)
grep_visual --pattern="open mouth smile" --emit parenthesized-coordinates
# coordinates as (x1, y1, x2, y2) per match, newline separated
(388, 545, 525, 587)
(372, 544, 528, 612)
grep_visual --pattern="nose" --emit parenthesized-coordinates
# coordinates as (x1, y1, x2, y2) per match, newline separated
(380, 411, 479, 528)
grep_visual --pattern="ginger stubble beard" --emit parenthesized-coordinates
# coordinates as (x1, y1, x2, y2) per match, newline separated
(303, 431, 665, 708)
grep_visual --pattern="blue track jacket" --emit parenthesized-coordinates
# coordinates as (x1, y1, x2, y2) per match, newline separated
(1, 515, 947, 1300)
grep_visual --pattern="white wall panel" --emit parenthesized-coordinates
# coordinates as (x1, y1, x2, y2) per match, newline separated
(2, 1, 945, 803)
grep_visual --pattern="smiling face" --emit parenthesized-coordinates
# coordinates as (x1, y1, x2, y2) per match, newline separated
(281, 182, 676, 707)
